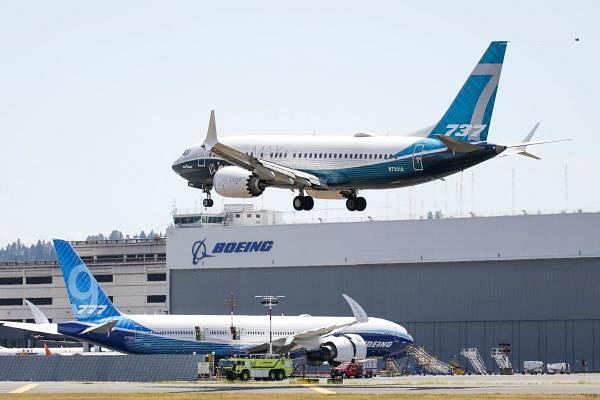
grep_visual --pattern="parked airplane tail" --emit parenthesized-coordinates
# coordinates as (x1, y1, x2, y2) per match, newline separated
(428, 41, 508, 143)
(53, 239, 122, 322)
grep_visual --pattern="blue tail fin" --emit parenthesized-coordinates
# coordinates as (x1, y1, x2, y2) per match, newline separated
(53, 239, 121, 322)
(428, 41, 508, 142)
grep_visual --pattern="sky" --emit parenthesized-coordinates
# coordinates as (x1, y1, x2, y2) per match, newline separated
(0, 0, 598, 246)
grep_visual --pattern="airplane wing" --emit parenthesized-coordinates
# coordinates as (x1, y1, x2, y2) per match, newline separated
(247, 294, 368, 353)
(0, 321, 59, 336)
(203, 110, 328, 189)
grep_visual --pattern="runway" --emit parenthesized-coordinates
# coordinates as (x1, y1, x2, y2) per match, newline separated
(2, 374, 600, 396)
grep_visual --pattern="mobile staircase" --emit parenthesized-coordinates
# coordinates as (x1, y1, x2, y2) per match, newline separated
(405, 345, 451, 375)
(460, 348, 488, 375)
(491, 345, 513, 374)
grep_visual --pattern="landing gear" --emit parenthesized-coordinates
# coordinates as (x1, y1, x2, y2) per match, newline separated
(293, 195, 314, 211)
(345, 192, 366, 211)
(202, 188, 214, 208)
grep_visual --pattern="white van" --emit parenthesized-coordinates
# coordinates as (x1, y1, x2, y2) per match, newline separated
(523, 361, 544, 375)
(546, 363, 571, 374)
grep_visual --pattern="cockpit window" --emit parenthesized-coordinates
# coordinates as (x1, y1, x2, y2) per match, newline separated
(182, 149, 192, 156)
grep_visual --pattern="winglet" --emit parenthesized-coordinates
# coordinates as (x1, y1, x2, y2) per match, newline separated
(203, 110, 218, 149)
(342, 294, 368, 323)
(25, 300, 50, 324)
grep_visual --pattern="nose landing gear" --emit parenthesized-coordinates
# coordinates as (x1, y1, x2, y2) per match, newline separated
(202, 188, 214, 208)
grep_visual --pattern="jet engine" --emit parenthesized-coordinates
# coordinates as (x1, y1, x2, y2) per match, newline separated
(213, 166, 265, 198)
(306, 334, 367, 364)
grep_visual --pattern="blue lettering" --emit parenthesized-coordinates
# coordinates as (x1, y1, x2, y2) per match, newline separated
(212, 243, 225, 253)
(234, 242, 246, 252)
(260, 241, 273, 251)
(249, 242, 262, 252)
(224, 242, 236, 253)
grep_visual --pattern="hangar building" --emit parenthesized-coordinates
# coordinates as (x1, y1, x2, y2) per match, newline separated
(167, 210, 600, 372)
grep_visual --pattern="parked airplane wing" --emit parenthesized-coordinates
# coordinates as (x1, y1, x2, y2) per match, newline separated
(0, 321, 59, 336)
(247, 294, 368, 353)
(202, 110, 328, 189)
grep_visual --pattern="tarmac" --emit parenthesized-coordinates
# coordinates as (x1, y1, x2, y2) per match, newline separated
(2, 374, 600, 395)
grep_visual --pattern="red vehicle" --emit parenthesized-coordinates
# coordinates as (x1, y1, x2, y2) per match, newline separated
(330, 360, 375, 379)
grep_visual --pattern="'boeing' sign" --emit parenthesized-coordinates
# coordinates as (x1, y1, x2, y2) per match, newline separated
(213, 241, 273, 254)
(192, 239, 274, 265)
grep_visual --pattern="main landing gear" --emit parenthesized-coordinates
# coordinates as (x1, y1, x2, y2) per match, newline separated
(202, 188, 214, 208)
(345, 191, 366, 212)
(293, 195, 314, 211)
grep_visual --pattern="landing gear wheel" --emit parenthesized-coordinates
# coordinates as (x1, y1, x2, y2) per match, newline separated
(355, 197, 367, 211)
(346, 197, 356, 211)
(203, 198, 214, 208)
(293, 196, 304, 211)
(302, 196, 314, 211)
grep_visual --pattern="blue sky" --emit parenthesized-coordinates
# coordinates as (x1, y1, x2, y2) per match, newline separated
(0, 1, 597, 245)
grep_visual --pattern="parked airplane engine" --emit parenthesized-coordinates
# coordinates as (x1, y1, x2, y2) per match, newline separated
(213, 166, 265, 198)
(306, 334, 367, 364)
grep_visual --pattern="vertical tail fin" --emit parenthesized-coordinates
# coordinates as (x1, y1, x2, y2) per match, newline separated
(428, 41, 508, 142)
(53, 239, 121, 322)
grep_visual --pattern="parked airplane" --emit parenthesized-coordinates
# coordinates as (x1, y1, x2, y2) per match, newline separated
(172, 41, 568, 211)
(0, 240, 413, 364)
(0, 344, 83, 356)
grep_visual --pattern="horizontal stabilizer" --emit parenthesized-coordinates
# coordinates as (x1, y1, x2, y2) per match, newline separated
(436, 135, 483, 153)
(81, 319, 119, 336)
(518, 151, 541, 160)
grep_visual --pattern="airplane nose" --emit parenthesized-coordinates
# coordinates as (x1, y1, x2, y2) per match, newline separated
(172, 157, 184, 174)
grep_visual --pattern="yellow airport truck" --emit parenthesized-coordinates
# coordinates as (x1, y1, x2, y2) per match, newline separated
(218, 354, 293, 381)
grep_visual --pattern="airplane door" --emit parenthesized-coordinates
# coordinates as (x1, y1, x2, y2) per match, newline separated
(195, 326, 205, 341)
(412, 144, 424, 171)
(197, 149, 206, 167)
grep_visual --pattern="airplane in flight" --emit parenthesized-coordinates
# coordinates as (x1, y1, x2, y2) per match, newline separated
(172, 41, 568, 211)
(0, 240, 413, 364)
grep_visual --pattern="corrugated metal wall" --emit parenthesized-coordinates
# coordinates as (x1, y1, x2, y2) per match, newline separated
(0, 354, 201, 381)
(170, 257, 600, 371)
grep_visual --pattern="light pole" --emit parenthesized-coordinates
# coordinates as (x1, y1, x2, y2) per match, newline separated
(255, 295, 285, 355)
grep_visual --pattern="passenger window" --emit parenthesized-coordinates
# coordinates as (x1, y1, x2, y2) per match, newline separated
(369, 154, 372, 159)
(293, 153, 296, 157)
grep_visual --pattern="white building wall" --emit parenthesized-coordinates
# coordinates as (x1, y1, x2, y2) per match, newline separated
(167, 212, 600, 270)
